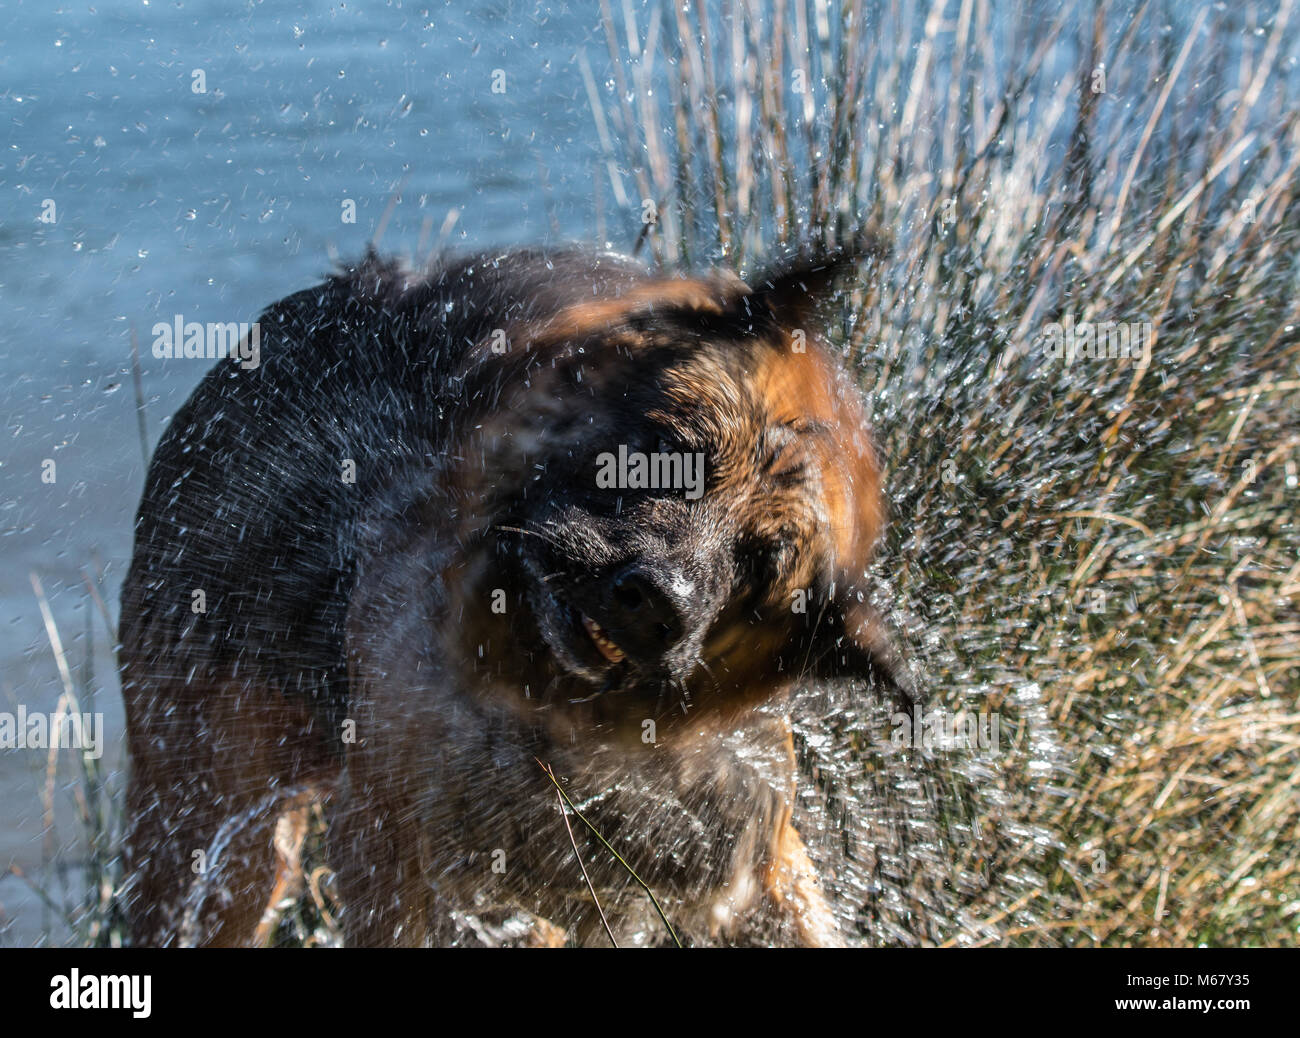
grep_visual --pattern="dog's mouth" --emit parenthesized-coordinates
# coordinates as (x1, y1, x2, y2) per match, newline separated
(521, 555, 700, 693)
(580, 614, 626, 664)
(524, 572, 630, 686)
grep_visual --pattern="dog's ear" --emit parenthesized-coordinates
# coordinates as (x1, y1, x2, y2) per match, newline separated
(813, 591, 922, 707)
(749, 233, 887, 330)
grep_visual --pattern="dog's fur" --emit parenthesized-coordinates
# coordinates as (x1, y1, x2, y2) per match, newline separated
(119, 245, 916, 947)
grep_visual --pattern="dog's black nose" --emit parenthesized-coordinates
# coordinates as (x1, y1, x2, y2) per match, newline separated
(599, 565, 687, 661)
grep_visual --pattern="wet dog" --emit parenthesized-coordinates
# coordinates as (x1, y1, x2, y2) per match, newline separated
(119, 243, 917, 946)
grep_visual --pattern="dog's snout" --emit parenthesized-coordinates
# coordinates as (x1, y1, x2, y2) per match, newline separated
(601, 565, 688, 658)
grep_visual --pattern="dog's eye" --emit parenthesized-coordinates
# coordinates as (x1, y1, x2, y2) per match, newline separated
(760, 427, 808, 487)
(644, 431, 680, 455)
(759, 423, 793, 461)
(737, 530, 794, 585)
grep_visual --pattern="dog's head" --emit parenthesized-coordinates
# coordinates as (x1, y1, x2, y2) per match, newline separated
(454, 245, 918, 721)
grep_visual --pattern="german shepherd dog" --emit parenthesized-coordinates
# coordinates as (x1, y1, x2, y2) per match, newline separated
(119, 242, 918, 947)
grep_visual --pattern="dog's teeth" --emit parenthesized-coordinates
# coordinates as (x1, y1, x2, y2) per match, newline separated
(581, 615, 626, 664)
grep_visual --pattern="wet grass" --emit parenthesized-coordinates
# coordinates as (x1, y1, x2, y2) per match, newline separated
(590, 0, 1298, 945)
(7, 571, 126, 947)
